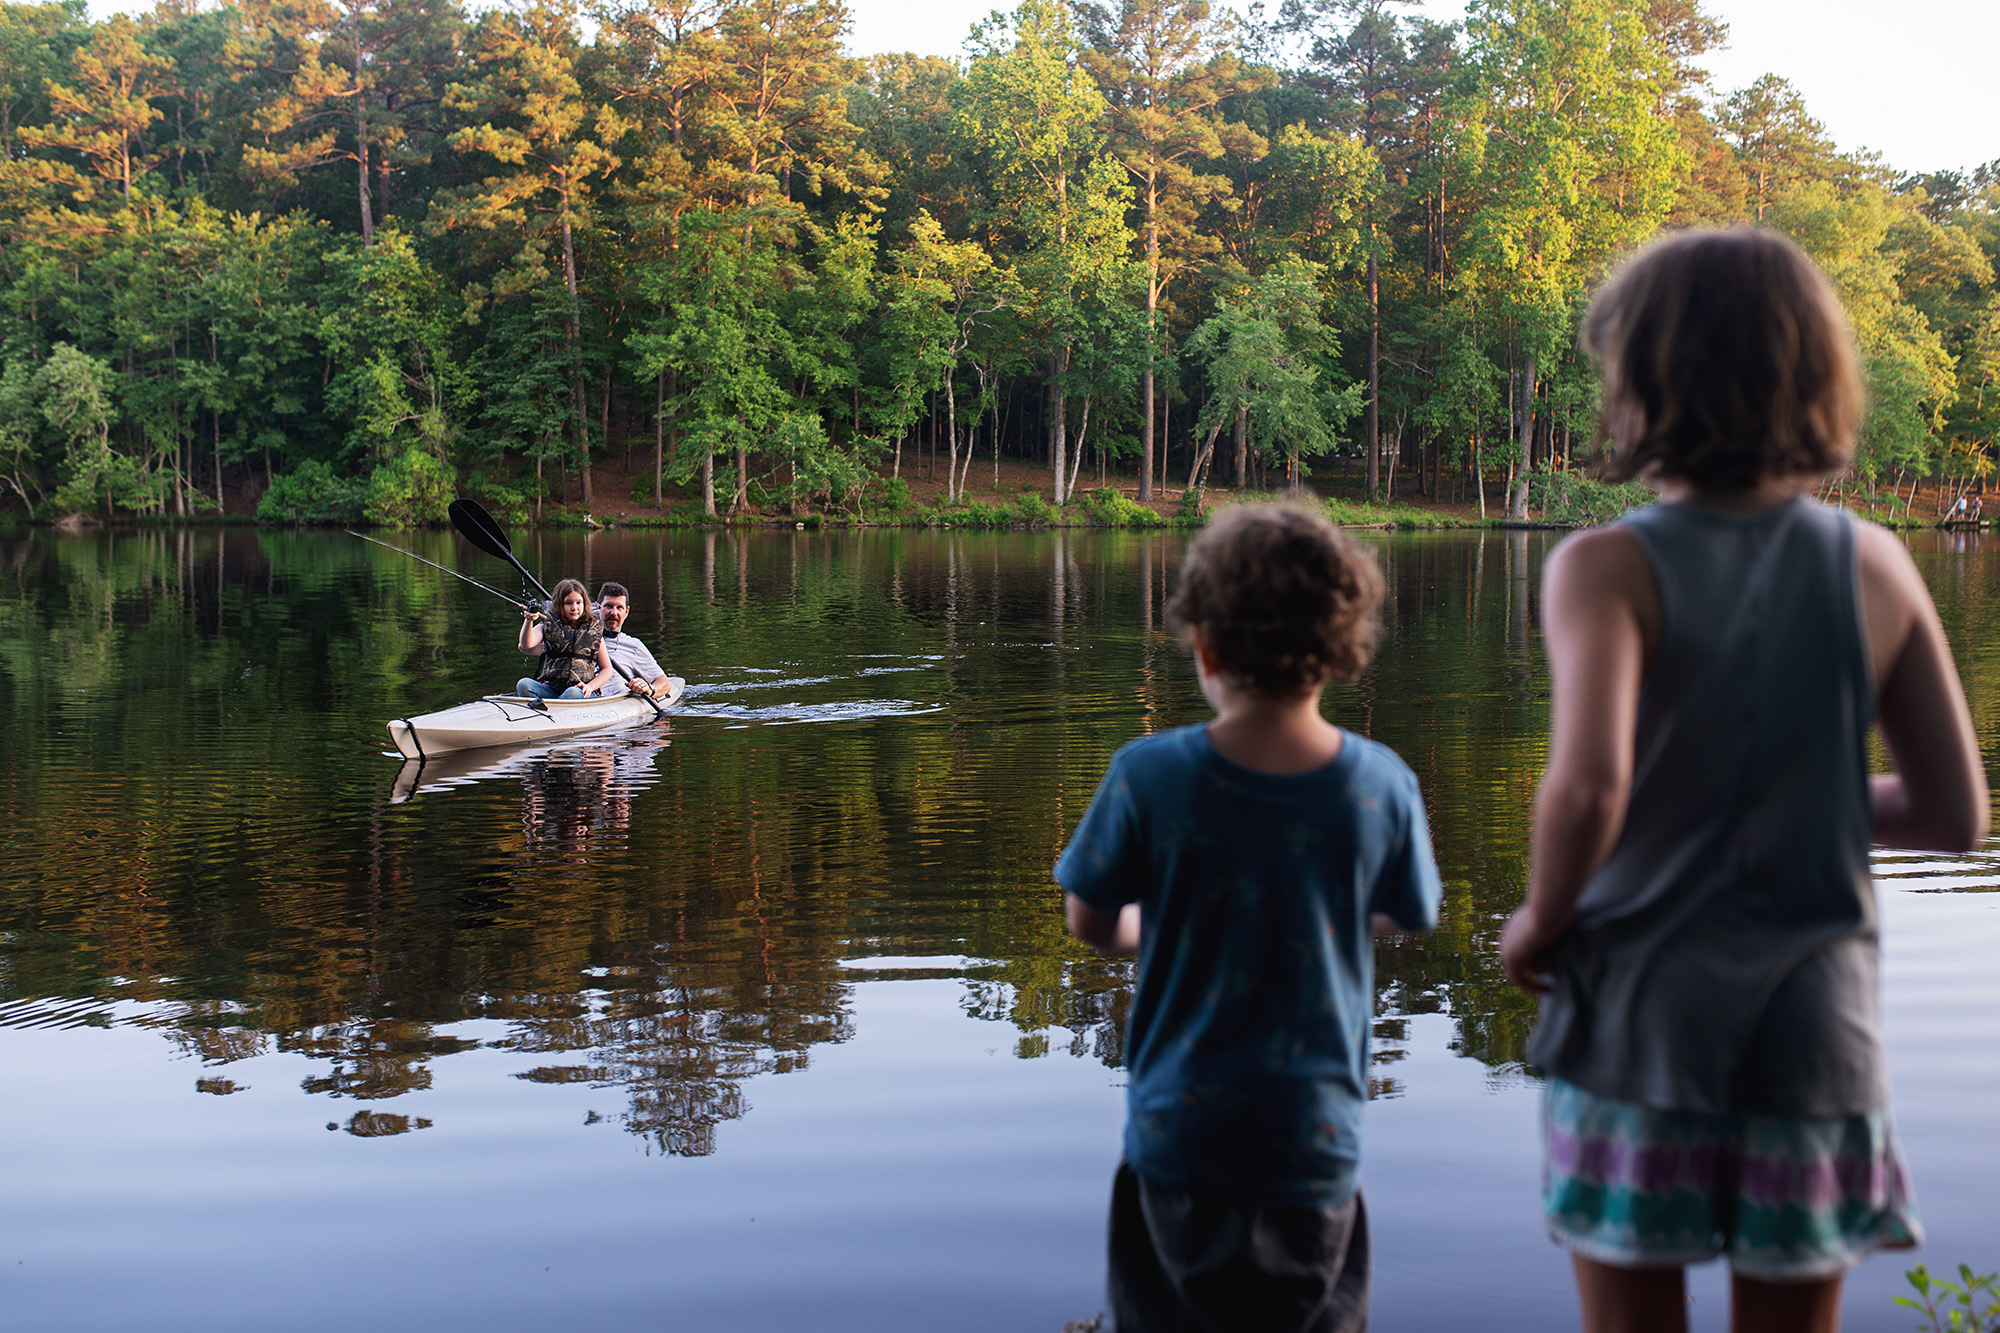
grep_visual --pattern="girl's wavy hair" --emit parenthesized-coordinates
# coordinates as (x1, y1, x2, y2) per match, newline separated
(549, 578, 590, 623)
(1167, 504, 1384, 698)
(1585, 227, 1863, 489)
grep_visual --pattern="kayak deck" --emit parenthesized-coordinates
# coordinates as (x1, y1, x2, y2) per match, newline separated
(385, 677, 686, 759)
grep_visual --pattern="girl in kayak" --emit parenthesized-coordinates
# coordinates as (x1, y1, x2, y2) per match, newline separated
(1501, 228, 1986, 1332)
(515, 578, 616, 700)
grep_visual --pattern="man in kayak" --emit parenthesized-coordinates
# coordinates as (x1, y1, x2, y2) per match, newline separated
(593, 582, 672, 700)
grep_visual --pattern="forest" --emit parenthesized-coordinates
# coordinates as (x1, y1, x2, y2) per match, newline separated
(1, 0, 1996, 526)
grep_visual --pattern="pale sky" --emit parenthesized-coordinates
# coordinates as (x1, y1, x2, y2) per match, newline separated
(83, 0, 1998, 176)
(845, 0, 1998, 177)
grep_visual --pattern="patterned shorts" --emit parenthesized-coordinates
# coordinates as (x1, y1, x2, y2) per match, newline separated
(1541, 1078, 1922, 1281)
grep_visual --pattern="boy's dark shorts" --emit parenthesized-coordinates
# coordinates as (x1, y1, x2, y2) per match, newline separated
(1107, 1161, 1370, 1333)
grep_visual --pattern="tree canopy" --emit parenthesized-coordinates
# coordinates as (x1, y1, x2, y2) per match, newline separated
(0, 0, 1994, 523)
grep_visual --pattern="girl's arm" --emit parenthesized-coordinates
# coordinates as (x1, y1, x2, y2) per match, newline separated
(583, 641, 618, 696)
(518, 608, 544, 655)
(1857, 525, 1988, 850)
(1501, 528, 1654, 993)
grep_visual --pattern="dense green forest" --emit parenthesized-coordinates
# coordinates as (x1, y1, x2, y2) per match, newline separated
(1, 0, 1995, 526)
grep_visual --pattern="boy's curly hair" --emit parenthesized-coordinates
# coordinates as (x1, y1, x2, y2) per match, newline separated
(1167, 505, 1384, 697)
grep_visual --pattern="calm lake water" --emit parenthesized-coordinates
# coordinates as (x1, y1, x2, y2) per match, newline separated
(2, 525, 1996, 1332)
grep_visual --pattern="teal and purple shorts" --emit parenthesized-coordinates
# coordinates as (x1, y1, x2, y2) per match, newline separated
(1541, 1077, 1921, 1281)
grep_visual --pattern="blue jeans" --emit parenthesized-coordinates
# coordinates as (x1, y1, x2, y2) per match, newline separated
(515, 678, 584, 700)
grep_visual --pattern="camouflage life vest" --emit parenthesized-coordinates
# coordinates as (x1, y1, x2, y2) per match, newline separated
(538, 613, 603, 690)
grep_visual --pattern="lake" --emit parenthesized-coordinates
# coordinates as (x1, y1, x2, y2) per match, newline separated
(1, 524, 1995, 1331)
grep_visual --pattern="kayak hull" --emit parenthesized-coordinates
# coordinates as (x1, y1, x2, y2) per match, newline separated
(385, 678, 685, 758)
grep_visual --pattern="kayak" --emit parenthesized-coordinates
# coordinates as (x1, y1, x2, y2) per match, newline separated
(385, 677, 686, 759)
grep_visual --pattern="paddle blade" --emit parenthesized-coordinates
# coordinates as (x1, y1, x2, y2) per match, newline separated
(450, 496, 551, 602)
(449, 498, 513, 560)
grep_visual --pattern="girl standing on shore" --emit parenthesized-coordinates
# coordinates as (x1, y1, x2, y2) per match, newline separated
(1502, 228, 1988, 1333)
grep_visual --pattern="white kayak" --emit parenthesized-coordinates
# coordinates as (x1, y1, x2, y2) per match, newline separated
(385, 677, 686, 759)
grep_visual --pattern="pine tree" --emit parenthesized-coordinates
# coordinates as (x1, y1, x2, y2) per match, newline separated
(1083, 0, 1263, 500)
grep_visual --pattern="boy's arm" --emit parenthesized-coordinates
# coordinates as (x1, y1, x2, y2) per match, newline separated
(1370, 762, 1445, 935)
(1066, 897, 1142, 954)
(1055, 756, 1145, 955)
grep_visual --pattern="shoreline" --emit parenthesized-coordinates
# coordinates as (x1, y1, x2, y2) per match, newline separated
(7, 456, 1972, 534)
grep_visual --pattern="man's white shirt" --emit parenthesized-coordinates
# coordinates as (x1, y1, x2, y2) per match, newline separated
(600, 630, 665, 693)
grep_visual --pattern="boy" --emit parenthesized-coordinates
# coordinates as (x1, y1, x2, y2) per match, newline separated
(1058, 505, 1442, 1333)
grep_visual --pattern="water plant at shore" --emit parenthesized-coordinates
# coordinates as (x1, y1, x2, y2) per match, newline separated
(1897, 1263, 2000, 1333)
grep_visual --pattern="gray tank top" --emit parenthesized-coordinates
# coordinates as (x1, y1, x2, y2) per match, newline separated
(1527, 497, 1885, 1117)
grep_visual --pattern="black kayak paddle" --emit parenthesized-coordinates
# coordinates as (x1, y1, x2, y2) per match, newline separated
(449, 497, 552, 603)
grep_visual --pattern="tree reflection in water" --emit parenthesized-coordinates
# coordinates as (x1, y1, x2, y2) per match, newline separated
(19, 526, 1997, 1162)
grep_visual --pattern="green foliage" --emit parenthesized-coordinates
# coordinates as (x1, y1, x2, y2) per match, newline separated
(38, 343, 154, 516)
(1012, 490, 1059, 526)
(1320, 496, 1474, 530)
(1522, 470, 1653, 526)
(362, 449, 455, 527)
(1076, 485, 1164, 527)
(0, 0, 1993, 531)
(1897, 1264, 2000, 1333)
(256, 460, 369, 524)
(1183, 258, 1361, 491)
(865, 476, 914, 521)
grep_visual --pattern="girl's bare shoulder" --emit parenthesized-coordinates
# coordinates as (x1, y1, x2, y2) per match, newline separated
(1544, 523, 1651, 596)
(1850, 518, 1930, 669)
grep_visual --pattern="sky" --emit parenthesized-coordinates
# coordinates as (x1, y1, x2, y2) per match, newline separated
(842, 0, 1997, 177)
(81, 0, 1998, 177)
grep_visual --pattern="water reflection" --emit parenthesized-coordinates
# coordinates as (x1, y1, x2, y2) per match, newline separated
(0, 525, 1610, 1132)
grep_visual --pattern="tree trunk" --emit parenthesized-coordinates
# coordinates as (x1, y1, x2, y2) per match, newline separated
(1232, 405, 1247, 488)
(993, 377, 1004, 492)
(1365, 250, 1379, 502)
(701, 445, 714, 517)
(594, 365, 611, 505)
(1066, 395, 1091, 501)
(1049, 357, 1069, 506)
(944, 372, 959, 502)
(353, 9, 373, 247)
(561, 213, 590, 507)
(1187, 421, 1226, 497)
(654, 369, 665, 508)
(733, 446, 747, 513)
(1474, 434, 1485, 521)
(1140, 365, 1154, 502)
(1506, 355, 1535, 521)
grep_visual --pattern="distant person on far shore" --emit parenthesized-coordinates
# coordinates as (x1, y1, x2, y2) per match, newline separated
(591, 581, 671, 700)
(1058, 505, 1442, 1332)
(1501, 227, 1987, 1333)
(516, 577, 616, 700)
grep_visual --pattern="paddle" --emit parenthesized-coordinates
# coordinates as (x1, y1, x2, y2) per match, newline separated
(449, 497, 553, 603)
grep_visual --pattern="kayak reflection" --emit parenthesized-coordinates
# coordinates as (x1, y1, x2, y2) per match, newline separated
(390, 726, 672, 846)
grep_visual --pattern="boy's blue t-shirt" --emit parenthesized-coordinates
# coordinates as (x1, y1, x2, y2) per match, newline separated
(1056, 723, 1442, 1208)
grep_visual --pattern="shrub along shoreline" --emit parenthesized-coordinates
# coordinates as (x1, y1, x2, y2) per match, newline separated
(18, 464, 1957, 535)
